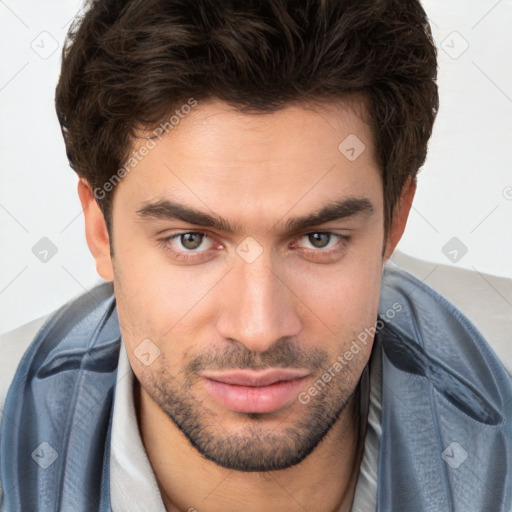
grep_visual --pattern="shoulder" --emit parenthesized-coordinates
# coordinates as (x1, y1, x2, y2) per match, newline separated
(0, 314, 50, 501)
(387, 250, 512, 374)
(0, 314, 51, 408)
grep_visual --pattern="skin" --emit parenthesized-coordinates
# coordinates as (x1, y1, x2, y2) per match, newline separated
(78, 97, 415, 512)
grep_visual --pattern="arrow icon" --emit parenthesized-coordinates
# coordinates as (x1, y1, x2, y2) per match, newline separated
(441, 31, 469, 59)
(32, 237, 58, 262)
(135, 339, 161, 365)
(441, 441, 468, 468)
(444, 448, 454, 458)
(236, 237, 263, 263)
(31, 441, 58, 468)
(442, 237, 467, 263)
(31, 31, 59, 60)
(338, 134, 365, 161)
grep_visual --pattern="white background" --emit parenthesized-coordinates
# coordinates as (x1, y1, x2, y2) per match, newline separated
(1, 0, 511, 334)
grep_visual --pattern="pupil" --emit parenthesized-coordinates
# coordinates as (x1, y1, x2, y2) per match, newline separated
(182, 233, 202, 250)
(309, 233, 329, 248)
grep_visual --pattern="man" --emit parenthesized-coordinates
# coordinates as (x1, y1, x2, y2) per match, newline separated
(1, 0, 511, 511)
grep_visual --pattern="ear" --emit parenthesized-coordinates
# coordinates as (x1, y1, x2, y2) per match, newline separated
(383, 177, 416, 262)
(77, 178, 114, 281)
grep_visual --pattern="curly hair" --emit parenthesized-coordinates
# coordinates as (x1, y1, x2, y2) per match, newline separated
(55, 0, 438, 236)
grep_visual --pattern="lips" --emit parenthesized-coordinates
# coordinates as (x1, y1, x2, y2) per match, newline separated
(201, 368, 310, 387)
(201, 368, 310, 413)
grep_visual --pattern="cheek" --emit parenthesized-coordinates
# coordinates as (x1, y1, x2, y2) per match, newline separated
(293, 248, 383, 354)
(346, 253, 382, 323)
(113, 247, 219, 375)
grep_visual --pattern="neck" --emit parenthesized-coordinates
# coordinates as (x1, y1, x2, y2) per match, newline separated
(134, 378, 366, 512)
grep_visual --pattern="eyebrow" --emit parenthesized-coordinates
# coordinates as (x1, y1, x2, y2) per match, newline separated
(136, 197, 375, 234)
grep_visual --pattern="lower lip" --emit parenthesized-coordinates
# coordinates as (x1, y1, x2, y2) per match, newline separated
(203, 377, 308, 413)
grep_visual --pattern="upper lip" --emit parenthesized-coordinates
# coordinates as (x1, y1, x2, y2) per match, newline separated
(202, 369, 310, 387)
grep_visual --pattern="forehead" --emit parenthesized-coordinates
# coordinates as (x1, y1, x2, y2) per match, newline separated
(114, 97, 383, 233)
(143, 96, 374, 164)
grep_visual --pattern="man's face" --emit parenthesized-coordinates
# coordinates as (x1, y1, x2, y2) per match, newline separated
(110, 98, 385, 471)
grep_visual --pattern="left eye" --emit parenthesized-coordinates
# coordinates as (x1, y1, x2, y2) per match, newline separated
(169, 232, 213, 252)
(298, 232, 342, 250)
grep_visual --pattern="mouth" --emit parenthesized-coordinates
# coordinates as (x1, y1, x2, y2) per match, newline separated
(201, 369, 310, 413)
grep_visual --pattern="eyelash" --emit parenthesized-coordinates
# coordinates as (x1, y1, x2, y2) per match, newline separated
(157, 231, 351, 262)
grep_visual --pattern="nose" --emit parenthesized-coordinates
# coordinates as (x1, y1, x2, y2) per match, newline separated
(215, 249, 302, 353)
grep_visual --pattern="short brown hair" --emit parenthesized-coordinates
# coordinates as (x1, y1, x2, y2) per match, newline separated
(55, 0, 438, 236)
